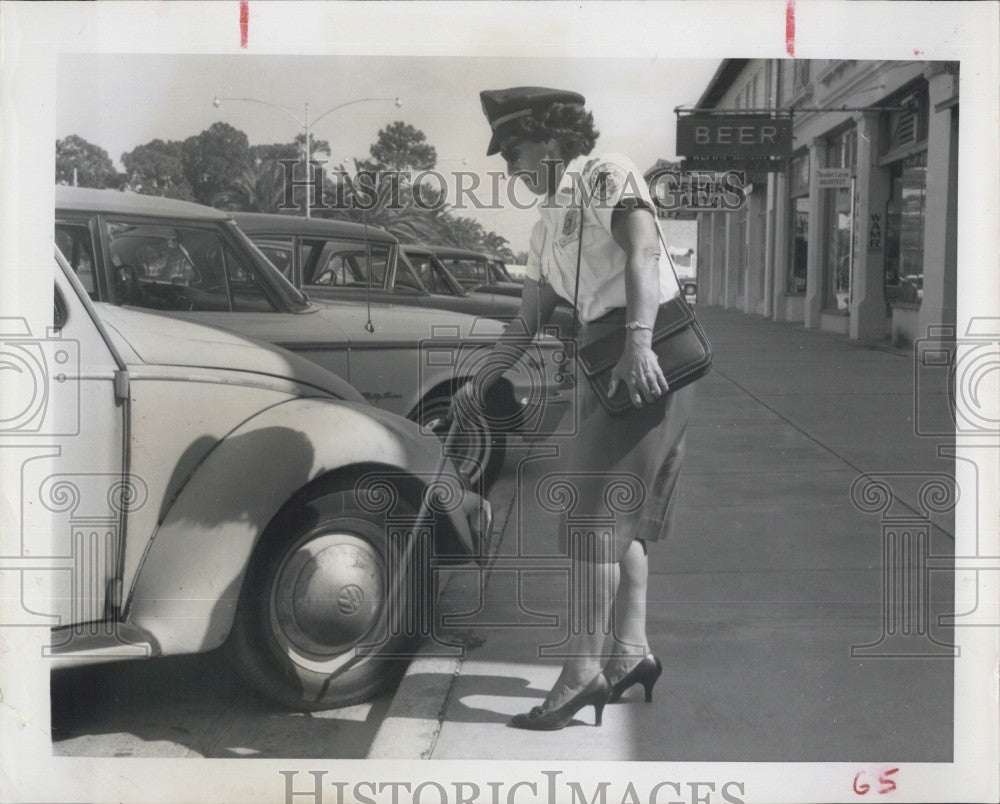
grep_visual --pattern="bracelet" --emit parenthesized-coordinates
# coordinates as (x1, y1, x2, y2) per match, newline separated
(625, 321, 653, 332)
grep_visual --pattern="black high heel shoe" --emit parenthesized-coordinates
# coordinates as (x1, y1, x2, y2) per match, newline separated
(508, 674, 612, 730)
(607, 653, 662, 703)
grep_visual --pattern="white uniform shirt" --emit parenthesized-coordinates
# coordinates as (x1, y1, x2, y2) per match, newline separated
(525, 152, 680, 324)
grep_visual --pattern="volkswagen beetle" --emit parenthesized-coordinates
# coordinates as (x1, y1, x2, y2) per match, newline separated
(39, 251, 488, 710)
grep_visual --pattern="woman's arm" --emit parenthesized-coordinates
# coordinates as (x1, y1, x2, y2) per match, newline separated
(607, 206, 670, 407)
(452, 276, 563, 419)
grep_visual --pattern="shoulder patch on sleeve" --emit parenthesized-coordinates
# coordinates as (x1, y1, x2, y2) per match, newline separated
(589, 161, 628, 203)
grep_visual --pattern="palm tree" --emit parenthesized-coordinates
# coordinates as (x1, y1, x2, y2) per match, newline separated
(212, 161, 292, 213)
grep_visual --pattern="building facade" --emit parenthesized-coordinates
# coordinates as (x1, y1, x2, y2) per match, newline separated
(673, 59, 958, 346)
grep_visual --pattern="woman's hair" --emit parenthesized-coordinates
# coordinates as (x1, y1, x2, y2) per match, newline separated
(503, 102, 599, 161)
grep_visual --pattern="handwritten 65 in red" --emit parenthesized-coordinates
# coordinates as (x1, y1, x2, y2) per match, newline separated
(853, 768, 899, 795)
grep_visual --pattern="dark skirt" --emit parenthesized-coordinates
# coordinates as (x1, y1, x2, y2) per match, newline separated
(555, 307, 695, 562)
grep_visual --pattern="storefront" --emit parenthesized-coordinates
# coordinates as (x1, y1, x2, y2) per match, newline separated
(673, 59, 957, 346)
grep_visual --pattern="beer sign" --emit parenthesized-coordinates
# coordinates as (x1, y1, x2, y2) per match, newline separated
(677, 114, 792, 158)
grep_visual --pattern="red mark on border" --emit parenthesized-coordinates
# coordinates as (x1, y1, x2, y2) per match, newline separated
(240, 1, 249, 49)
(853, 768, 900, 796)
(785, 0, 796, 57)
(913, 49, 923, 56)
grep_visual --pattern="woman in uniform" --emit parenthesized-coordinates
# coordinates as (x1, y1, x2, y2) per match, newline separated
(453, 87, 695, 731)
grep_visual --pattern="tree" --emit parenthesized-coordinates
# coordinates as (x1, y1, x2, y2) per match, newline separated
(513, 250, 529, 264)
(56, 135, 120, 188)
(365, 121, 436, 172)
(181, 122, 252, 205)
(213, 162, 292, 213)
(250, 133, 330, 166)
(316, 122, 513, 259)
(121, 139, 194, 200)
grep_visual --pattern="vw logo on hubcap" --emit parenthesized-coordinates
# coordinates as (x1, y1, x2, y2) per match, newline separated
(337, 584, 366, 616)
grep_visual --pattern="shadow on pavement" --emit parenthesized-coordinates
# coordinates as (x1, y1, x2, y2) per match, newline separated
(50, 649, 393, 758)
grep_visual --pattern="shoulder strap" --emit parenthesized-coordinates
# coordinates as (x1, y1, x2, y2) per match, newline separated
(572, 188, 583, 329)
(572, 194, 683, 329)
(650, 210, 684, 289)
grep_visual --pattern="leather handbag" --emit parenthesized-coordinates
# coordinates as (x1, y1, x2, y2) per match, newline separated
(570, 198, 712, 416)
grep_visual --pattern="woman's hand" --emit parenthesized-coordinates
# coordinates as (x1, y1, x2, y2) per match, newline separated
(449, 381, 485, 428)
(607, 331, 669, 407)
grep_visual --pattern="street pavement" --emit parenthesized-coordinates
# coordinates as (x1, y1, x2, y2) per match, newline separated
(368, 304, 957, 762)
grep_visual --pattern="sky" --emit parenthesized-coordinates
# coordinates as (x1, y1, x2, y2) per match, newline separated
(56, 54, 721, 254)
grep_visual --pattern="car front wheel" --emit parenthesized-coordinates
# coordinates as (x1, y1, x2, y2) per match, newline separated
(415, 395, 505, 492)
(226, 488, 427, 710)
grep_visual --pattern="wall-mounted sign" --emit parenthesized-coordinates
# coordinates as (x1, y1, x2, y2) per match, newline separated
(867, 213, 883, 251)
(677, 114, 792, 158)
(816, 168, 853, 189)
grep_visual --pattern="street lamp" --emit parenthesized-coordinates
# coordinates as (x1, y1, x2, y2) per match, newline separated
(212, 95, 402, 217)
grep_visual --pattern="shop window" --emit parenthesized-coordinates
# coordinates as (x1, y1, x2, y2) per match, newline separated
(823, 189, 852, 311)
(787, 150, 810, 295)
(822, 129, 857, 312)
(791, 152, 810, 195)
(790, 197, 809, 295)
(884, 150, 927, 308)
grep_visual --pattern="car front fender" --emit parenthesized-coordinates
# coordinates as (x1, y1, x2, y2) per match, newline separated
(125, 398, 478, 656)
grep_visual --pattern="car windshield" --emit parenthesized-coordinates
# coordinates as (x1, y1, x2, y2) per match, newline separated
(300, 238, 392, 289)
(489, 260, 513, 282)
(408, 252, 467, 297)
(228, 222, 310, 311)
(439, 256, 491, 289)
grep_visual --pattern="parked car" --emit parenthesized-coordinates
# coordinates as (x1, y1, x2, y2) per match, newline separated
(399, 243, 576, 334)
(233, 213, 574, 332)
(428, 245, 513, 289)
(421, 245, 527, 301)
(504, 263, 528, 283)
(901, 273, 923, 302)
(681, 279, 698, 304)
(43, 250, 487, 709)
(55, 186, 573, 489)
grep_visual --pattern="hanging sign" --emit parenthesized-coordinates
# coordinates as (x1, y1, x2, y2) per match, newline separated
(677, 115, 792, 158)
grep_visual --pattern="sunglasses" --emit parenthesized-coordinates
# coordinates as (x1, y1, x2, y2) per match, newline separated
(499, 139, 522, 165)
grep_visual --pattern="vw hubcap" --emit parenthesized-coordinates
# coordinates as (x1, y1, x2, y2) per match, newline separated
(271, 531, 385, 658)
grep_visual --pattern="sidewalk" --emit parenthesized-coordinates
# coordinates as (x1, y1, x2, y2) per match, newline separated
(369, 306, 956, 761)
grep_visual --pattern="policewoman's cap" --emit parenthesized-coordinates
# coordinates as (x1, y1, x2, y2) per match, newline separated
(480, 87, 586, 155)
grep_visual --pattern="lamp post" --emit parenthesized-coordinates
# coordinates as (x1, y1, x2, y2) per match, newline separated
(212, 95, 402, 217)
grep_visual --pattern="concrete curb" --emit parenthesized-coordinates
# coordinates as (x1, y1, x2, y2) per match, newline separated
(367, 469, 518, 759)
(365, 569, 471, 759)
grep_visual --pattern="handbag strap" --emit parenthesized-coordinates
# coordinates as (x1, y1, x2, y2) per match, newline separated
(570, 189, 685, 331)
(571, 187, 583, 329)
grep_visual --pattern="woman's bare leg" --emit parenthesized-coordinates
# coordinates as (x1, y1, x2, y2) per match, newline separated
(604, 539, 650, 682)
(537, 555, 619, 710)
